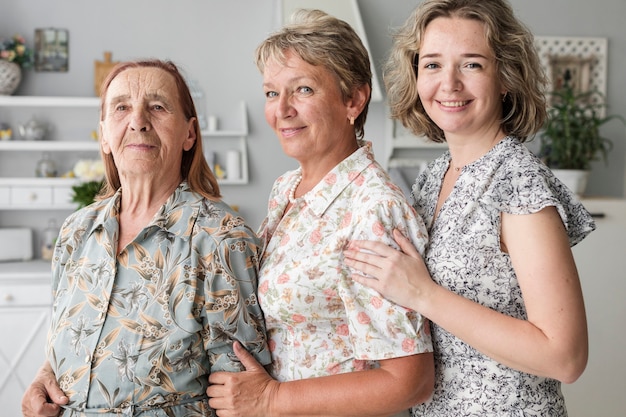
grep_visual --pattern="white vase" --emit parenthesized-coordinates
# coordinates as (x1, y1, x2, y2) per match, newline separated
(552, 169, 589, 198)
(0, 60, 22, 95)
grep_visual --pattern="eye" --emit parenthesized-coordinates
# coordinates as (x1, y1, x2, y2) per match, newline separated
(265, 91, 278, 99)
(466, 62, 483, 69)
(423, 62, 439, 70)
(298, 86, 313, 95)
(114, 104, 128, 111)
(151, 104, 165, 111)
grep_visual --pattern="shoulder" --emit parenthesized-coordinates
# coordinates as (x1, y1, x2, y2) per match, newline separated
(486, 138, 595, 245)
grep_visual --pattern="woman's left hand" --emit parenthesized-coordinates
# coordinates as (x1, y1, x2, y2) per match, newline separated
(343, 229, 434, 311)
(207, 342, 279, 417)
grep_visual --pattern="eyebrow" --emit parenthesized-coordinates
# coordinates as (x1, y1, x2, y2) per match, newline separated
(419, 52, 490, 60)
(263, 75, 315, 88)
(107, 93, 173, 108)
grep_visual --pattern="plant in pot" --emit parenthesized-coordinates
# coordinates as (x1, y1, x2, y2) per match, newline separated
(539, 69, 625, 197)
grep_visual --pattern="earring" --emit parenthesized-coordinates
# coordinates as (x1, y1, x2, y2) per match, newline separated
(502, 92, 508, 102)
(349, 116, 355, 125)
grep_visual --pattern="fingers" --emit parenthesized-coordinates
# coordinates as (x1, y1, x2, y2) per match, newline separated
(233, 341, 263, 372)
(393, 229, 421, 257)
(22, 391, 63, 417)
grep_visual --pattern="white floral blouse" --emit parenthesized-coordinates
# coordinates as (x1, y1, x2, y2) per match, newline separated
(47, 183, 270, 417)
(410, 137, 595, 417)
(257, 142, 433, 382)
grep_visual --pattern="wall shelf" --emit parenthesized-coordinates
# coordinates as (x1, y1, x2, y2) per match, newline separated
(0, 141, 99, 151)
(201, 101, 249, 185)
(0, 96, 100, 107)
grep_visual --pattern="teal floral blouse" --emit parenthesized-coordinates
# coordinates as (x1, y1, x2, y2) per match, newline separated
(46, 183, 270, 416)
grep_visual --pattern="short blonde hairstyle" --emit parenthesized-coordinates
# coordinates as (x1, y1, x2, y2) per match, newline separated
(255, 9, 372, 139)
(385, 0, 547, 143)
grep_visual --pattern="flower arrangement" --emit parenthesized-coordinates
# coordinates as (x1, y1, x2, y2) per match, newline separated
(0, 34, 33, 68)
(71, 159, 105, 209)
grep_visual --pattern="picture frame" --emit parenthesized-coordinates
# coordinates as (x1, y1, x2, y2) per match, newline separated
(548, 55, 592, 96)
(34, 28, 69, 72)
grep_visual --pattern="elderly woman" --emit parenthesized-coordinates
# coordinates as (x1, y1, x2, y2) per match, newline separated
(21, 59, 270, 417)
(207, 9, 434, 417)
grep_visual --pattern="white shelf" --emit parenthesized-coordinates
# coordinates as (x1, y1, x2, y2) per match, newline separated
(0, 141, 99, 151)
(201, 101, 249, 185)
(0, 96, 100, 107)
(0, 177, 79, 186)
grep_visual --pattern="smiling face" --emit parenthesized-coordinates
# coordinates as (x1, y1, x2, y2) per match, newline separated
(100, 66, 196, 185)
(262, 50, 363, 173)
(416, 16, 506, 143)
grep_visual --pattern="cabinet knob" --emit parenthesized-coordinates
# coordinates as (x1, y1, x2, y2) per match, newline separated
(30, 192, 39, 201)
(3, 293, 14, 302)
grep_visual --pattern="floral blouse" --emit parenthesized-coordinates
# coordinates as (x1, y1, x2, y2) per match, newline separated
(257, 142, 433, 382)
(410, 137, 595, 417)
(47, 183, 270, 417)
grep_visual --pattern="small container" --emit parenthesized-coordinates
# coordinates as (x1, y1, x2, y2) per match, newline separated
(35, 152, 57, 177)
(41, 219, 58, 261)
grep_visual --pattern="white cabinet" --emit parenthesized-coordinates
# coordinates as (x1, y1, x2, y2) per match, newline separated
(564, 198, 626, 417)
(0, 95, 100, 211)
(0, 260, 51, 417)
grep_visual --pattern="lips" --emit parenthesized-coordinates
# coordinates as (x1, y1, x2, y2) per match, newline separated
(279, 126, 305, 136)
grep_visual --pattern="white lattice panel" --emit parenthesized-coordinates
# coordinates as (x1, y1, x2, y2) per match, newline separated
(534, 36, 608, 98)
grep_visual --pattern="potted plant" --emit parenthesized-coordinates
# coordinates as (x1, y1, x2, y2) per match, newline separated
(539, 69, 625, 196)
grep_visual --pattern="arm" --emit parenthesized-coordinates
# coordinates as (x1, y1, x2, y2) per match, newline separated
(21, 360, 68, 417)
(344, 206, 587, 383)
(208, 341, 434, 417)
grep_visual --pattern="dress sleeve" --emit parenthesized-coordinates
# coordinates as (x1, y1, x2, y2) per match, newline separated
(341, 194, 433, 360)
(201, 213, 271, 372)
(489, 157, 595, 246)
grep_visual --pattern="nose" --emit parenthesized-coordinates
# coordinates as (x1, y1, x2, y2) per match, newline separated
(129, 108, 151, 132)
(276, 94, 296, 119)
(441, 67, 462, 93)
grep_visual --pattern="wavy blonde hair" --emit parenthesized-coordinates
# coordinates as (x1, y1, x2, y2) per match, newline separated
(384, 0, 547, 143)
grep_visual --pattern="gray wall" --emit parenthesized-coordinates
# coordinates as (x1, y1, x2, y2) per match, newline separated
(1, 0, 625, 229)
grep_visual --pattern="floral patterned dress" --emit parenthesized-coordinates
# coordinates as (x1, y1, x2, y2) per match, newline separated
(47, 183, 270, 416)
(410, 137, 595, 417)
(257, 142, 433, 384)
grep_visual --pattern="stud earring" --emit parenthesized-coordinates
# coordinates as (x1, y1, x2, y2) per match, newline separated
(349, 116, 355, 125)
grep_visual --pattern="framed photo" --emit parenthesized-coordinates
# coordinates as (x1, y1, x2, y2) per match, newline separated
(548, 55, 592, 96)
(34, 28, 69, 72)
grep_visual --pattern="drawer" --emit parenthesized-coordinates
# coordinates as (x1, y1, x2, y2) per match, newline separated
(0, 186, 9, 205)
(52, 185, 73, 207)
(0, 284, 51, 307)
(11, 186, 53, 207)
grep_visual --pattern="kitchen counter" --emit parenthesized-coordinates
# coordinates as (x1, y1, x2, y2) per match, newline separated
(0, 259, 51, 281)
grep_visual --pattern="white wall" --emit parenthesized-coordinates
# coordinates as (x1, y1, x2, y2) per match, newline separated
(2, 0, 625, 228)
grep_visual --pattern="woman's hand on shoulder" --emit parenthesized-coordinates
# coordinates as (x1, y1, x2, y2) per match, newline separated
(344, 229, 435, 311)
